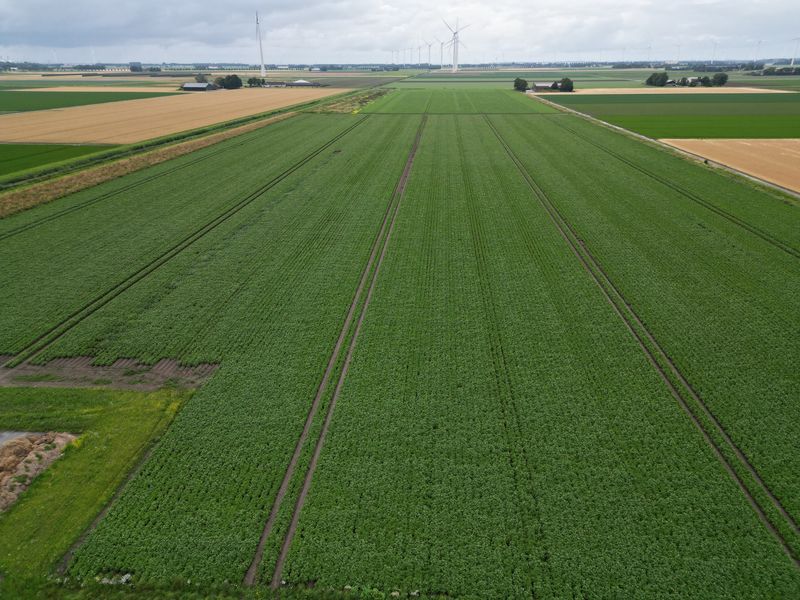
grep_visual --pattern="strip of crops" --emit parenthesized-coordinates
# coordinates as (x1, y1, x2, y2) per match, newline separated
(0, 90, 178, 112)
(548, 93, 800, 137)
(0, 143, 110, 177)
(544, 113, 800, 249)
(63, 115, 423, 583)
(491, 114, 800, 529)
(363, 89, 555, 114)
(276, 115, 800, 597)
(0, 114, 355, 355)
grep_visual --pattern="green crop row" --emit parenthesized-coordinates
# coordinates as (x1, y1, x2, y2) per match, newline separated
(548, 92, 800, 137)
(363, 88, 556, 114)
(0, 114, 354, 355)
(0, 90, 179, 112)
(54, 115, 422, 583)
(0, 143, 111, 177)
(492, 113, 800, 526)
(278, 115, 800, 598)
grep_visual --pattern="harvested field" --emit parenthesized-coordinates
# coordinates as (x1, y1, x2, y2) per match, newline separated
(661, 138, 800, 194)
(0, 87, 343, 144)
(541, 86, 793, 94)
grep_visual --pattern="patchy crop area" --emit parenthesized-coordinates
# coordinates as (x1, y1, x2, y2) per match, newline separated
(547, 92, 800, 137)
(1, 87, 798, 598)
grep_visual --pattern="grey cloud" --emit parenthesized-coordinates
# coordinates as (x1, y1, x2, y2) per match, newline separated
(0, 0, 797, 64)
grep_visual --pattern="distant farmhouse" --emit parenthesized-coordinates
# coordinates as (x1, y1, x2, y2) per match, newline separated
(181, 82, 216, 91)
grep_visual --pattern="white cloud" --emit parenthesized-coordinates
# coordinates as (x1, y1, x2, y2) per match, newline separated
(0, 0, 797, 64)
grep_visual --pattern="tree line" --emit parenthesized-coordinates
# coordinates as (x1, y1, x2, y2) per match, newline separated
(645, 72, 728, 87)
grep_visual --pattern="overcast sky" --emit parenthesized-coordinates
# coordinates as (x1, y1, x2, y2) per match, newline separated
(1, 0, 798, 65)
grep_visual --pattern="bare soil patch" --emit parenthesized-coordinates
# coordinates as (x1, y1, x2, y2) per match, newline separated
(537, 86, 793, 95)
(660, 138, 800, 194)
(0, 357, 218, 391)
(0, 112, 294, 219)
(0, 87, 343, 144)
(0, 431, 76, 511)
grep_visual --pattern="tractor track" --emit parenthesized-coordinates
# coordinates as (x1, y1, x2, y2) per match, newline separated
(545, 117, 800, 260)
(0, 117, 368, 374)
(0, 122, 290, 243)
(242, 114, 426, 586)
(485, 115, 800, 567)
(249, 114, 427, 590)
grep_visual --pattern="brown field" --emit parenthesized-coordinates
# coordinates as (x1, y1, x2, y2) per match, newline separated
(11, 86, 180, 93)
(0, 88, 343, 144)
(542, 86, 793, 95)
(661, 138, 800, 194)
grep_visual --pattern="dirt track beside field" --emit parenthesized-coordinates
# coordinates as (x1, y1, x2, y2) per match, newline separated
(0, 87, 343, 144)
(660, 139, 800, 194)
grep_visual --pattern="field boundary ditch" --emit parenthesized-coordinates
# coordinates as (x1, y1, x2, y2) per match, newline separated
(485, 114, 800, 567)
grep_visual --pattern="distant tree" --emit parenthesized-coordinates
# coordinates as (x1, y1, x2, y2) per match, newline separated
(513, 77, 528, 92)
(195, 73, 208, 83)
(130, 64, 143, 72)
(560, 77, 574, 92)
(712, 72, 728, 86)
(220, 74, 243, 89)
(247, 77, 261, 87)
(213, 76, 225, 88)
(700, 75, 712, 87)
(550, 81, 559, 89)
(678, 76, 689, 86)
(646, 71, 669, 87)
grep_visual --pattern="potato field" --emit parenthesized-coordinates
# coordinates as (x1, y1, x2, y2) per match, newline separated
(0, 87, 798, 599)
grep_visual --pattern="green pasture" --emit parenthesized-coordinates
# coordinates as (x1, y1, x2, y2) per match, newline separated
(549, 92, 800, 137)
(0, 143, 111, 177)
(0, 90, 179, 112)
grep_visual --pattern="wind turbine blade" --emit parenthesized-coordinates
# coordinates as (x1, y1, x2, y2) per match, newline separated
(442, 18, 455, 33)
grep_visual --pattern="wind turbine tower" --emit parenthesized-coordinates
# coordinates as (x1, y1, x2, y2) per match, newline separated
(424, 40, 433, 69)
(256, 12, 266, 77)
(443, 19, 468, 73)
(436, 37, 445, 70)
(791, 37, 799, 67)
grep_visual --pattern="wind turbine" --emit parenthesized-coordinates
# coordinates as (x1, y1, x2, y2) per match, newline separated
(256, 12, 266, 77)
(792, 37, 800, 68)
(436, 37, 445, 70)
(753, 39, 762, 67)
(443, 18, 469, 73)
(424, 40, 433, 69)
